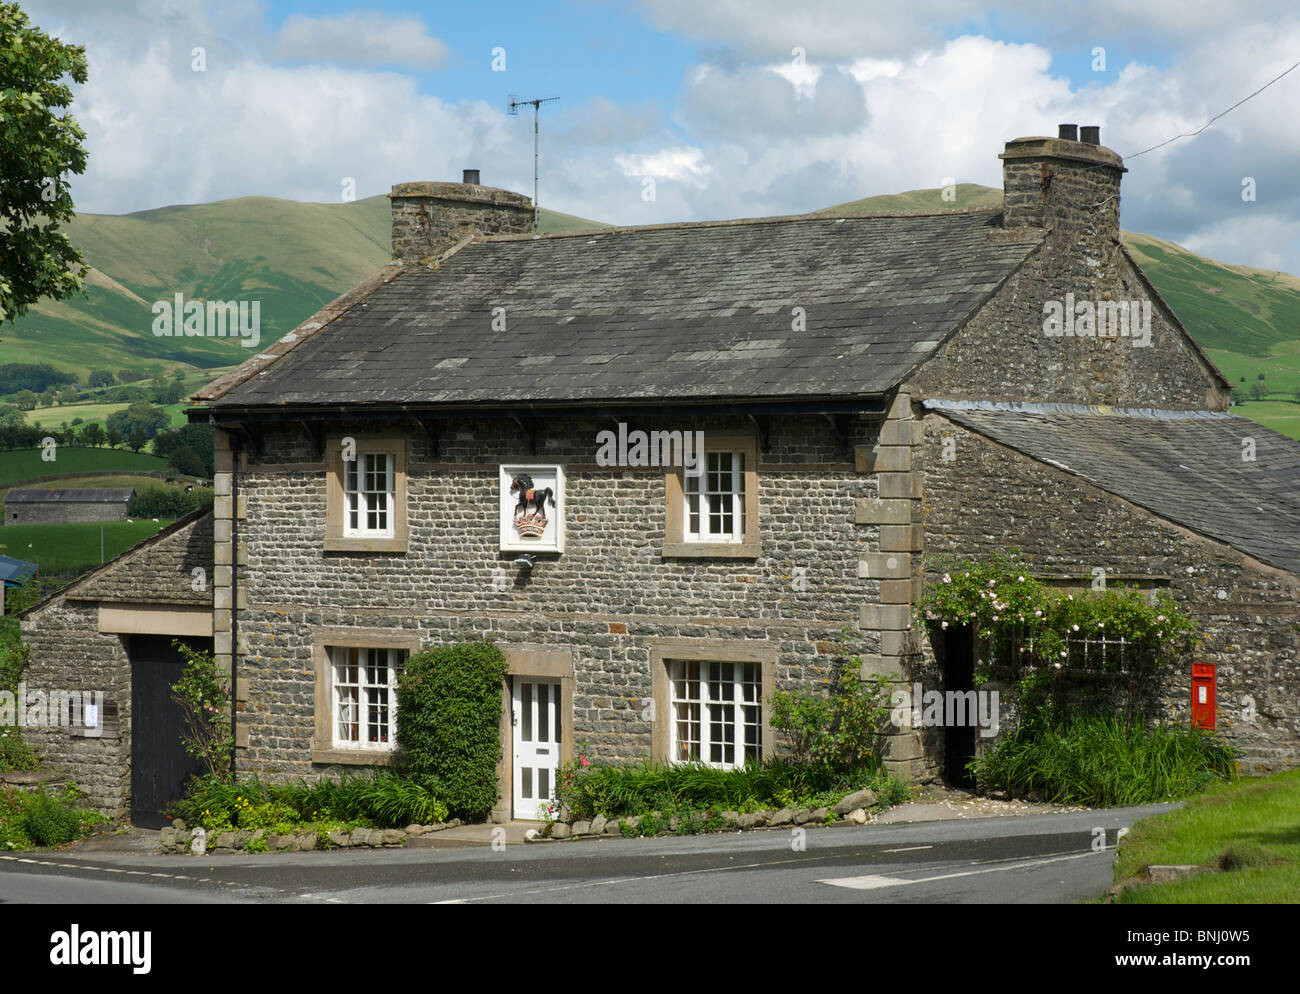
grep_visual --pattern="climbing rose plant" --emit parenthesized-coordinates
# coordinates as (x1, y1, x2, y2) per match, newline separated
(917, 554, 1197, 680)
(170, 640, 233, 783)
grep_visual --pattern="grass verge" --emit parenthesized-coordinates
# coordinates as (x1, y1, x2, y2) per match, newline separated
(1110, 770, 1300, 903)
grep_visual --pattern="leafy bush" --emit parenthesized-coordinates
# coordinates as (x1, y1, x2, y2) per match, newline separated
(968, 714, 1236, 806)
(20, 787, 84, 847)
(0, 727, 37, 772)
(770, 662, 890, 776)
(128, 486, 214, 518)
(396, 640, 508, 820)
(172, 771, 448, 830)
(553, 754, 898, 822)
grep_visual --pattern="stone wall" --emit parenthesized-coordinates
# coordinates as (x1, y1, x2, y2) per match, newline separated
(919, 412, 1300, 771)
(906, 137, 1229, 411)
(75, 510, 213, 605)
(223, 411, 900, 782)
(16, 601, 132, 816)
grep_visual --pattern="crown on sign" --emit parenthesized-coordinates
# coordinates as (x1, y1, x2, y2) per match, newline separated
(514, 513, 548, 537)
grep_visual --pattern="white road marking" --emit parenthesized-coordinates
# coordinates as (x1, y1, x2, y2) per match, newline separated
(818, 850, 1099, 890)
(880, 846, 933, 853)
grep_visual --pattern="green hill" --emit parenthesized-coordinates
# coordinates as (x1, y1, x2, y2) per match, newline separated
(814, 183, 1003, 215)
(4, 196, 603, 382)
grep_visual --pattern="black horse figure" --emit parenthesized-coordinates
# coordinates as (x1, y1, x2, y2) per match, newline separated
(509, 474, 556, 521)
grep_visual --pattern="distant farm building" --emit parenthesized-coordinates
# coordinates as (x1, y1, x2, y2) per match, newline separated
(4, 488, 135, 525)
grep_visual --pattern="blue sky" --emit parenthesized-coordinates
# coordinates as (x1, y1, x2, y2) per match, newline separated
(19, 0, 1300, 275)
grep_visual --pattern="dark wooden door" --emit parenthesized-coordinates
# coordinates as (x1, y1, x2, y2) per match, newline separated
(129, 635, 211, 827)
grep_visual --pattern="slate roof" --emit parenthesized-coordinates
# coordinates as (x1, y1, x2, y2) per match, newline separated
(5, 488, 134, 503)
(212, 211, 1041, 409)
(930, 401, 1300, 574)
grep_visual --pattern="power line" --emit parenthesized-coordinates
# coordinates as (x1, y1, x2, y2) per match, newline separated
(1125, 58, 1300, 159)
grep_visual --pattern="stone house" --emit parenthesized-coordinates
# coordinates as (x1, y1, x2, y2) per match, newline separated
(5, 487, 135, 525)
(17, 127, 1300, 823)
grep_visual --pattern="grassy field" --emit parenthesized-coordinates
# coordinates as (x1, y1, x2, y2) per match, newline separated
(1225, 399, 1300, 440)
(1203, 343, 1300, 439)
(27, 400, 197, 432)
(0, 519, 174, 570)
(1110, 770, 1300, 902)
(0, 448, 169, 487)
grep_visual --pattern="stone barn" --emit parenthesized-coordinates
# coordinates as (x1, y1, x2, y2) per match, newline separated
(15, 125, 1300, 823)
(5, 487, 135, 525)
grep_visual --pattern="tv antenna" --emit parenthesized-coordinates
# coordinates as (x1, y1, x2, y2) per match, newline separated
(507, 95, 559, 231)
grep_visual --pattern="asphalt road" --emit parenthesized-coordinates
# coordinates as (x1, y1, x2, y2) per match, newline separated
(0, 805, 1174, 904)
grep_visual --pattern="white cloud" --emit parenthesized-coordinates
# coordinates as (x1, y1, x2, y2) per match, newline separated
(614, 147, 711, 185)
(273, 13, 450, 70)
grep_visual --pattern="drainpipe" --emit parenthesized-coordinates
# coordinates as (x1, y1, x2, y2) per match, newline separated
(230, 435, 240, 783)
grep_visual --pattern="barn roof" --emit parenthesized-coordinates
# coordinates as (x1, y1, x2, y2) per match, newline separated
(205, 210, 1041, 410)
(930, 401, 1300, 574)
(5, 488, 135, 503)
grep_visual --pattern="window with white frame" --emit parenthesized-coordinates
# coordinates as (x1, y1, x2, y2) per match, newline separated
(330, 646, 405, 750)
(683, 450, 746, 542)
(669, 659, 762, 768)
(344, 453, 395, 537)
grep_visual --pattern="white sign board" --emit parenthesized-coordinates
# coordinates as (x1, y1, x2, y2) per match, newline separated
(499, 465, 565, 553)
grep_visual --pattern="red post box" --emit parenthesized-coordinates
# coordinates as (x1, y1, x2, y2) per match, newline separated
(1191, 663, 1216, 729)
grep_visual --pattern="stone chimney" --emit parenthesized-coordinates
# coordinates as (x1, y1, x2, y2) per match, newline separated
(1000, 125, 1126, 253)
(389, 172, 533, 263)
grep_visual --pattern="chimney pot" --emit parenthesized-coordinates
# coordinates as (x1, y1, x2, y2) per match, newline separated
(1080, 126, 1100, 145)
(463, 169, 481, 185)
(1058, 124, 1078, 141)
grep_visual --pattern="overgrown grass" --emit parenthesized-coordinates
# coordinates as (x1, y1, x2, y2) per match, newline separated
(0, 783, 106, 850)
(172, 771, 449, 830)
(1111, 771, 1300, 903)
(555, 757, 907, 822)
(970, 715, 1236, 807)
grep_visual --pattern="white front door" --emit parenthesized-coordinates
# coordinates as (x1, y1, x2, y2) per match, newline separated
(512, 678, 561, 820)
